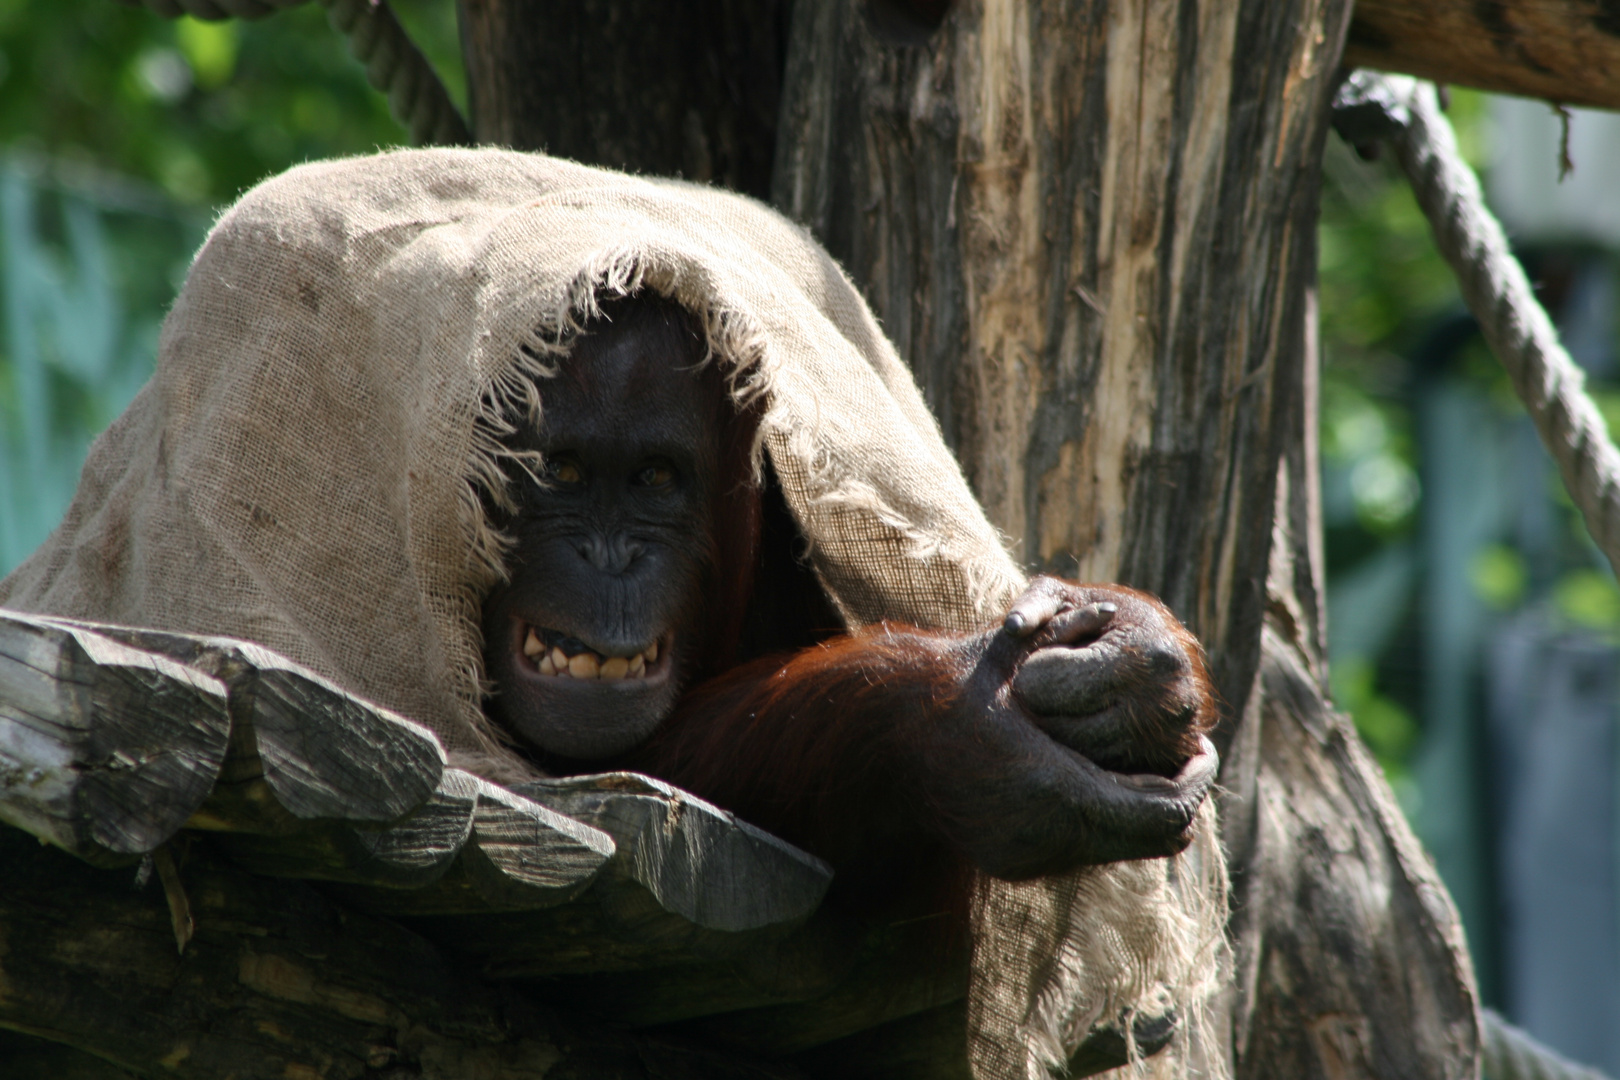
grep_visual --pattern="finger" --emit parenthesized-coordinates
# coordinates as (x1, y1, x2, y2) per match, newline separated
(1042, 601, 1118, 645)
(960, 735, 1218, 877)
(1004, 589, 1068, 637)
(1070, 735, 1219, 854)
(1114, 735, 1220, 799)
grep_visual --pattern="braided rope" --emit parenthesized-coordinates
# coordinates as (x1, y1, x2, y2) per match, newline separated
(318, 0, 470, 147)
(1334, 73, 1620, 1080)
(1483, 1010, 1611, 1080)
(1378, 73, 1620, 579)
(112, 0, 470, 146)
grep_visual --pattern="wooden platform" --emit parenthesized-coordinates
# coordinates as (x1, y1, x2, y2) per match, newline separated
(0, 608, 1167, 1078)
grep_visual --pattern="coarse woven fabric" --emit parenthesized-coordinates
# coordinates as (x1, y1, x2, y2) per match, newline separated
(0, 147, 1224, 1080)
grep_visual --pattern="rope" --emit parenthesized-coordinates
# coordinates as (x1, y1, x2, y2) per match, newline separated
(1335, 70, 1620, 580)
(1482, 1010, 1611, 1080)
(111, 0, 470, 147)
(318, 0, 470, 147)
(1335, 71, 1619, 1080)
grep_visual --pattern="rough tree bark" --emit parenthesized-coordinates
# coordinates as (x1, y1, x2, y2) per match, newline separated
(455, 0, 1484, 1077)
(457, 0, 790, 200)
(1346, 0, 1620, 111)
(769, 3, 1478, 1076)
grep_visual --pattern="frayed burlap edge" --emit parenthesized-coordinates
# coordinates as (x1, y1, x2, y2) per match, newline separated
(452, 251, 1026, 779)
(969, 801, 1229, 1080)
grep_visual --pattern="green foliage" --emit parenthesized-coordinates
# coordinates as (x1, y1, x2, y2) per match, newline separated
(0, 1, 464, 572)
(1318, 91, 1481, 770)
(1319, 87, 1620, 779)
(1552, 567, 1620, 630)
(0, 165, 201, 568)
(0, 1, 463, 207)
(1330, 654, 1419, 776)
(1471, 543, 1528, 611)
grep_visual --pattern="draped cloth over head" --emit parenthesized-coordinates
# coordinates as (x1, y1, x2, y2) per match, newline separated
(0, 149, 1224, 1080)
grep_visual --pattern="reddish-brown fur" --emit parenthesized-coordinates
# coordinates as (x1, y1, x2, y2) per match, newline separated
(629, 596, 1215, 912)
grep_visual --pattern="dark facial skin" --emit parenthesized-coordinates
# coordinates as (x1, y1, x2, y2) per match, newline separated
(481, 300, 722, 760)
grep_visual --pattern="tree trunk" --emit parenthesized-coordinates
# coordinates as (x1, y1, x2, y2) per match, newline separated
(768, 4, 1478, 1076)
(447, 1, 1486, 1076)
(1, 1, 1487, 1076)
(771, 0, 1333, 741)
(457, 0, 790, 201)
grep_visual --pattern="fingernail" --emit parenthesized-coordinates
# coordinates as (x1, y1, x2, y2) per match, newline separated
(1005, 612, 1027, 633)
(1097, 602, 1118, 614)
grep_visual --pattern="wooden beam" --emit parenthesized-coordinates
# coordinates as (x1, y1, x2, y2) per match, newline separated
(1347, 0, 1620, 110)
(0, 615, 230, 864)
(0, 607, 1164, 1074)
(0, 826, 800, 1080)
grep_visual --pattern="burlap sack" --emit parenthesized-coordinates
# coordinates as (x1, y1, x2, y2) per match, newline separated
(0, 148, 1223, 1079)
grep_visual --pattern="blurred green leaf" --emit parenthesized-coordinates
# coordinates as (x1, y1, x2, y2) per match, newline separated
(176, 17, 238, 91)
(1552, 567, 1620, 630)
(1331, 655, 1419, 774)
(1471, 543, 1528, 610)
(0, 3, 424, 209)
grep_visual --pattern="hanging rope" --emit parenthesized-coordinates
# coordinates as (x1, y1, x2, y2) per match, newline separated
(112, 0, 470, 147)
(1335, 71, 1620, 1080)
(319, 0, 470, 146)
(1335, 70, 1620, 580)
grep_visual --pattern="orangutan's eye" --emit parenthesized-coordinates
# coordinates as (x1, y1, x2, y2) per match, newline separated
(547, 458, 583, 485)
(634, 464, 675, 488)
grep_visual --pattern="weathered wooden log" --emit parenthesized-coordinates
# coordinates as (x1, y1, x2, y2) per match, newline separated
(218, 767, 616, 898)
(1347, 0, 1620, 111)
(274, 771, 836, 973)
(1, 610, 833, 962)
(794, 1002, 1178, 1080)
(0, 611, 229, 865)
(0, 823, 803, 1080)
(516, 772, 832, 932)
(29, 613, 447, 832)
(332, 773, 830, 973)
(688, 913, 968, 1056)
(457, 0, 789, 200)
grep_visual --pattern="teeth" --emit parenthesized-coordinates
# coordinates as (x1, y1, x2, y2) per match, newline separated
(522, 628, 664, 680)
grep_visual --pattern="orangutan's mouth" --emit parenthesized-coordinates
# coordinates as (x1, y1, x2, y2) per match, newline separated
(515, 623, 669, 683)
